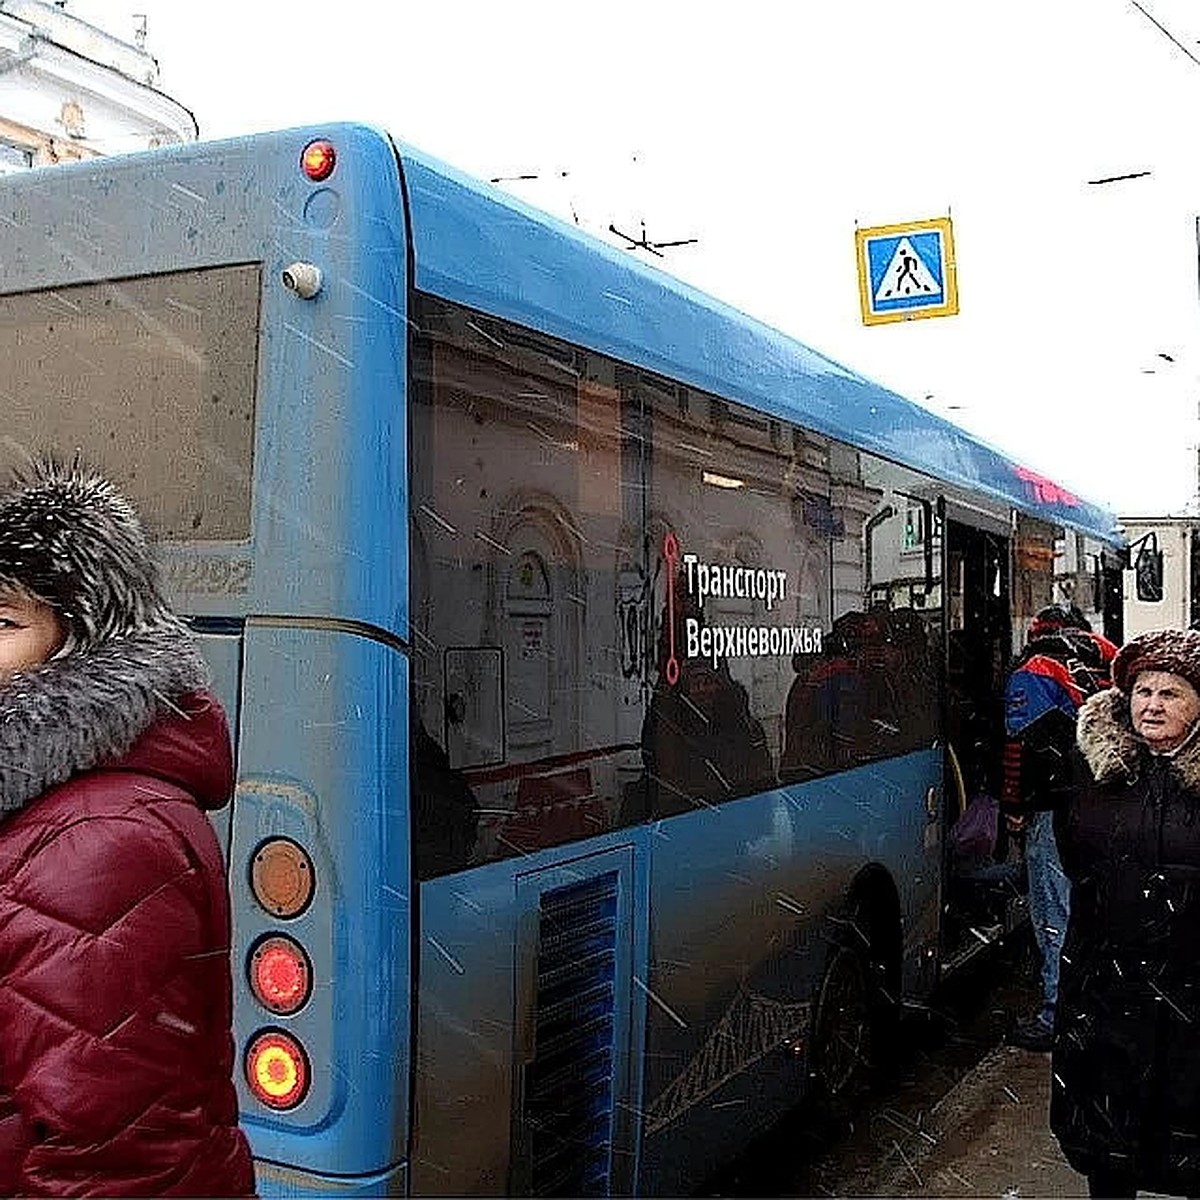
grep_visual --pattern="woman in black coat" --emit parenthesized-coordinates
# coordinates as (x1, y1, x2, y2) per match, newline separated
(1052, 628, 1200, 1198)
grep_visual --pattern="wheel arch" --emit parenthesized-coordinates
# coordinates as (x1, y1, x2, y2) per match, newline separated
(844, 862, 903, 1004)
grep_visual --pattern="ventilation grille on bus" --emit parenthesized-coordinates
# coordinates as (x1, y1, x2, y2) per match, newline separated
(526, 871, 620, 1197)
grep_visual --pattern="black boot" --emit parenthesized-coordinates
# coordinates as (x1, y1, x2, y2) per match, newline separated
(1008, 1014, 1053, 1052)
(1087, 1166, 1137, 1198)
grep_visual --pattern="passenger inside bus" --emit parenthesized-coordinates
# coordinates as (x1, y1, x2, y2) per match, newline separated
(636, 580, 775, 819)
(780, 607, 938, 782)
(780, 615, 871, 780)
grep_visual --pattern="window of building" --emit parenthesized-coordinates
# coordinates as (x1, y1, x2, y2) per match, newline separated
(0, 141, 33, 175)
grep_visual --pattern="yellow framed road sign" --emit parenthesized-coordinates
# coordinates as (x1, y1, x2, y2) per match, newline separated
(855, 216, 958, 326)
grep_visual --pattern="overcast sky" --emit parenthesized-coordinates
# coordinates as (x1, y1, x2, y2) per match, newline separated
(71, 0, 1200, 520)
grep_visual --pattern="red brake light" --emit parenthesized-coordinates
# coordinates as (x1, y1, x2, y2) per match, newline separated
(301, 139, 336, 182)
(246, 1029, 310, 1110)
(250, 935, 311, 1014)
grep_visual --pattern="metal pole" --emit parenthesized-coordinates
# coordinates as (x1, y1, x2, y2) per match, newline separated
(1195, 216, 1200, 514)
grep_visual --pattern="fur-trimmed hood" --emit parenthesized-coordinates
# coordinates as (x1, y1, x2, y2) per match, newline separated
(1077, 687, 1200, 794)
(0, 625, 209, 815)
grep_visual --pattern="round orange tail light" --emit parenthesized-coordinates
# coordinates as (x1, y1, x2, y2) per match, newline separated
(300, 139, 336, 182)
(251, 838, 314, 918)
(246, 1030, 310, 1110)
(250, 935, 311, 1015)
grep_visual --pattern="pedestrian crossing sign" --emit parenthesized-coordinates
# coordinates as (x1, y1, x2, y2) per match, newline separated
(855, 216, 958, 326)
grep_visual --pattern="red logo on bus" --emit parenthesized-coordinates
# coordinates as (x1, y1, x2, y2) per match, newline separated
(1014, 466, 1079, 508)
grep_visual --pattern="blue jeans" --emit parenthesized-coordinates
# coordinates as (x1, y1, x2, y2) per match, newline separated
(1025, 808, 1070, 1029)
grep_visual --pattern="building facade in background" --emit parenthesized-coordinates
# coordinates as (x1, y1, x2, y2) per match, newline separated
(0, 0, 194, 171)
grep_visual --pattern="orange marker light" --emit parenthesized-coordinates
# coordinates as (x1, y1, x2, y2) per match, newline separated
(300, 139, 336, 182)
(246, 1030, 309, 1109)
(250, 935, 311, 1014)
(251, 838, 314, 918)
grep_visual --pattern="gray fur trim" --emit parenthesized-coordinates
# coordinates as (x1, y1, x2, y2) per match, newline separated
(0, 626, 207, 815)
(0, 457, 175, 650)
(1077, 687, 1200, 793)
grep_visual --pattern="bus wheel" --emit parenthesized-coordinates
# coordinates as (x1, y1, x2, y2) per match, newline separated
(810, 942, 872, 1101)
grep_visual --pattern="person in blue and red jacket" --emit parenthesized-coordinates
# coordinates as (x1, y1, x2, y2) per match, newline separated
(1001, 604, 1116, 1053)
(0, 459, 255, 1197)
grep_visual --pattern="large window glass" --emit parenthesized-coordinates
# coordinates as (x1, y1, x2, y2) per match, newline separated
(0, 265, 260, 540)
(409, 295, 943, 876)
(641, 391, 941, 801)
(638, 383, 829, 809)
(823, 452, 942, 774)
(410, 297, 644, 877)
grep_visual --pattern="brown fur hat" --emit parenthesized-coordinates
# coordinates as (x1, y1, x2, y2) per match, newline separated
(1112, 628, 1200, 696)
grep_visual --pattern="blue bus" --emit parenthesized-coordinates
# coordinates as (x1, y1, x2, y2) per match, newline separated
(0, 124, 1122, 1196)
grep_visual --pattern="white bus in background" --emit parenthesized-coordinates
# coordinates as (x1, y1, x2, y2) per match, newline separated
(1121, 515, 1197, 638)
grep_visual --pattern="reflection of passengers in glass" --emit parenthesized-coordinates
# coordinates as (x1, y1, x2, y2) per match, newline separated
(781, 607, 935, 781)
(781, 615, 869, 780)
(875, 606, 937, 744)
(639, 570, 775, 817)
(412, 718, 479, 879)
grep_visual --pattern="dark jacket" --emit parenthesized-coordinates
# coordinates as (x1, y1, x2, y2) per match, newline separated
(0, 640, 255, 1196)
(1001, 631, 1114, 818)
(1050, 688, 1200, 1193)
(642, 660, 774, 816)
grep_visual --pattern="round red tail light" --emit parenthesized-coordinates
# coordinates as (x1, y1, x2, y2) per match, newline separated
(300, 139, 336, 182)
(246, 1029, 310, 1110)
(250, 935, 311, 1015)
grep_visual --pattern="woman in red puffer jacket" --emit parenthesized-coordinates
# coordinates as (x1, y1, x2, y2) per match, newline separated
(0, 459, 255, 1197)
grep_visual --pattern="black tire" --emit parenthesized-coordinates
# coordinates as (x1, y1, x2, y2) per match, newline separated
(862, 935, 902, 1078)
(810, 941, 873, 1102)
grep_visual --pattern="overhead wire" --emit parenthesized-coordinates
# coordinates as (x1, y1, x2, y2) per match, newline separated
(1127, 0, 1200, 70)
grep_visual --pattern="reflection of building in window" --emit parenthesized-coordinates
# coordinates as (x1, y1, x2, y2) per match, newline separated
(443, 647, 504, 771)
(409, 293, 944, 873)
(504, 547, 554, 757)
(0, 140, 32, 174)
(1052, 531, 1107, 627)
(1014, 514, 1058, 644)
(904, 502, 925, 551)
(863, 494, 941, 612)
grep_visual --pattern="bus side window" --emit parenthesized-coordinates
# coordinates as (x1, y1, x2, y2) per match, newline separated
(409, 295, 644, 875)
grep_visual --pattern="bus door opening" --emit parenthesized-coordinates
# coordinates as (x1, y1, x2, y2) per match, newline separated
(942, 518, 1013, 970)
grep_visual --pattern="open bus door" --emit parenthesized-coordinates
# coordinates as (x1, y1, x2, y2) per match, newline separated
(940, 515, 1019, 974)
(1102, 548, 1125, 645)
